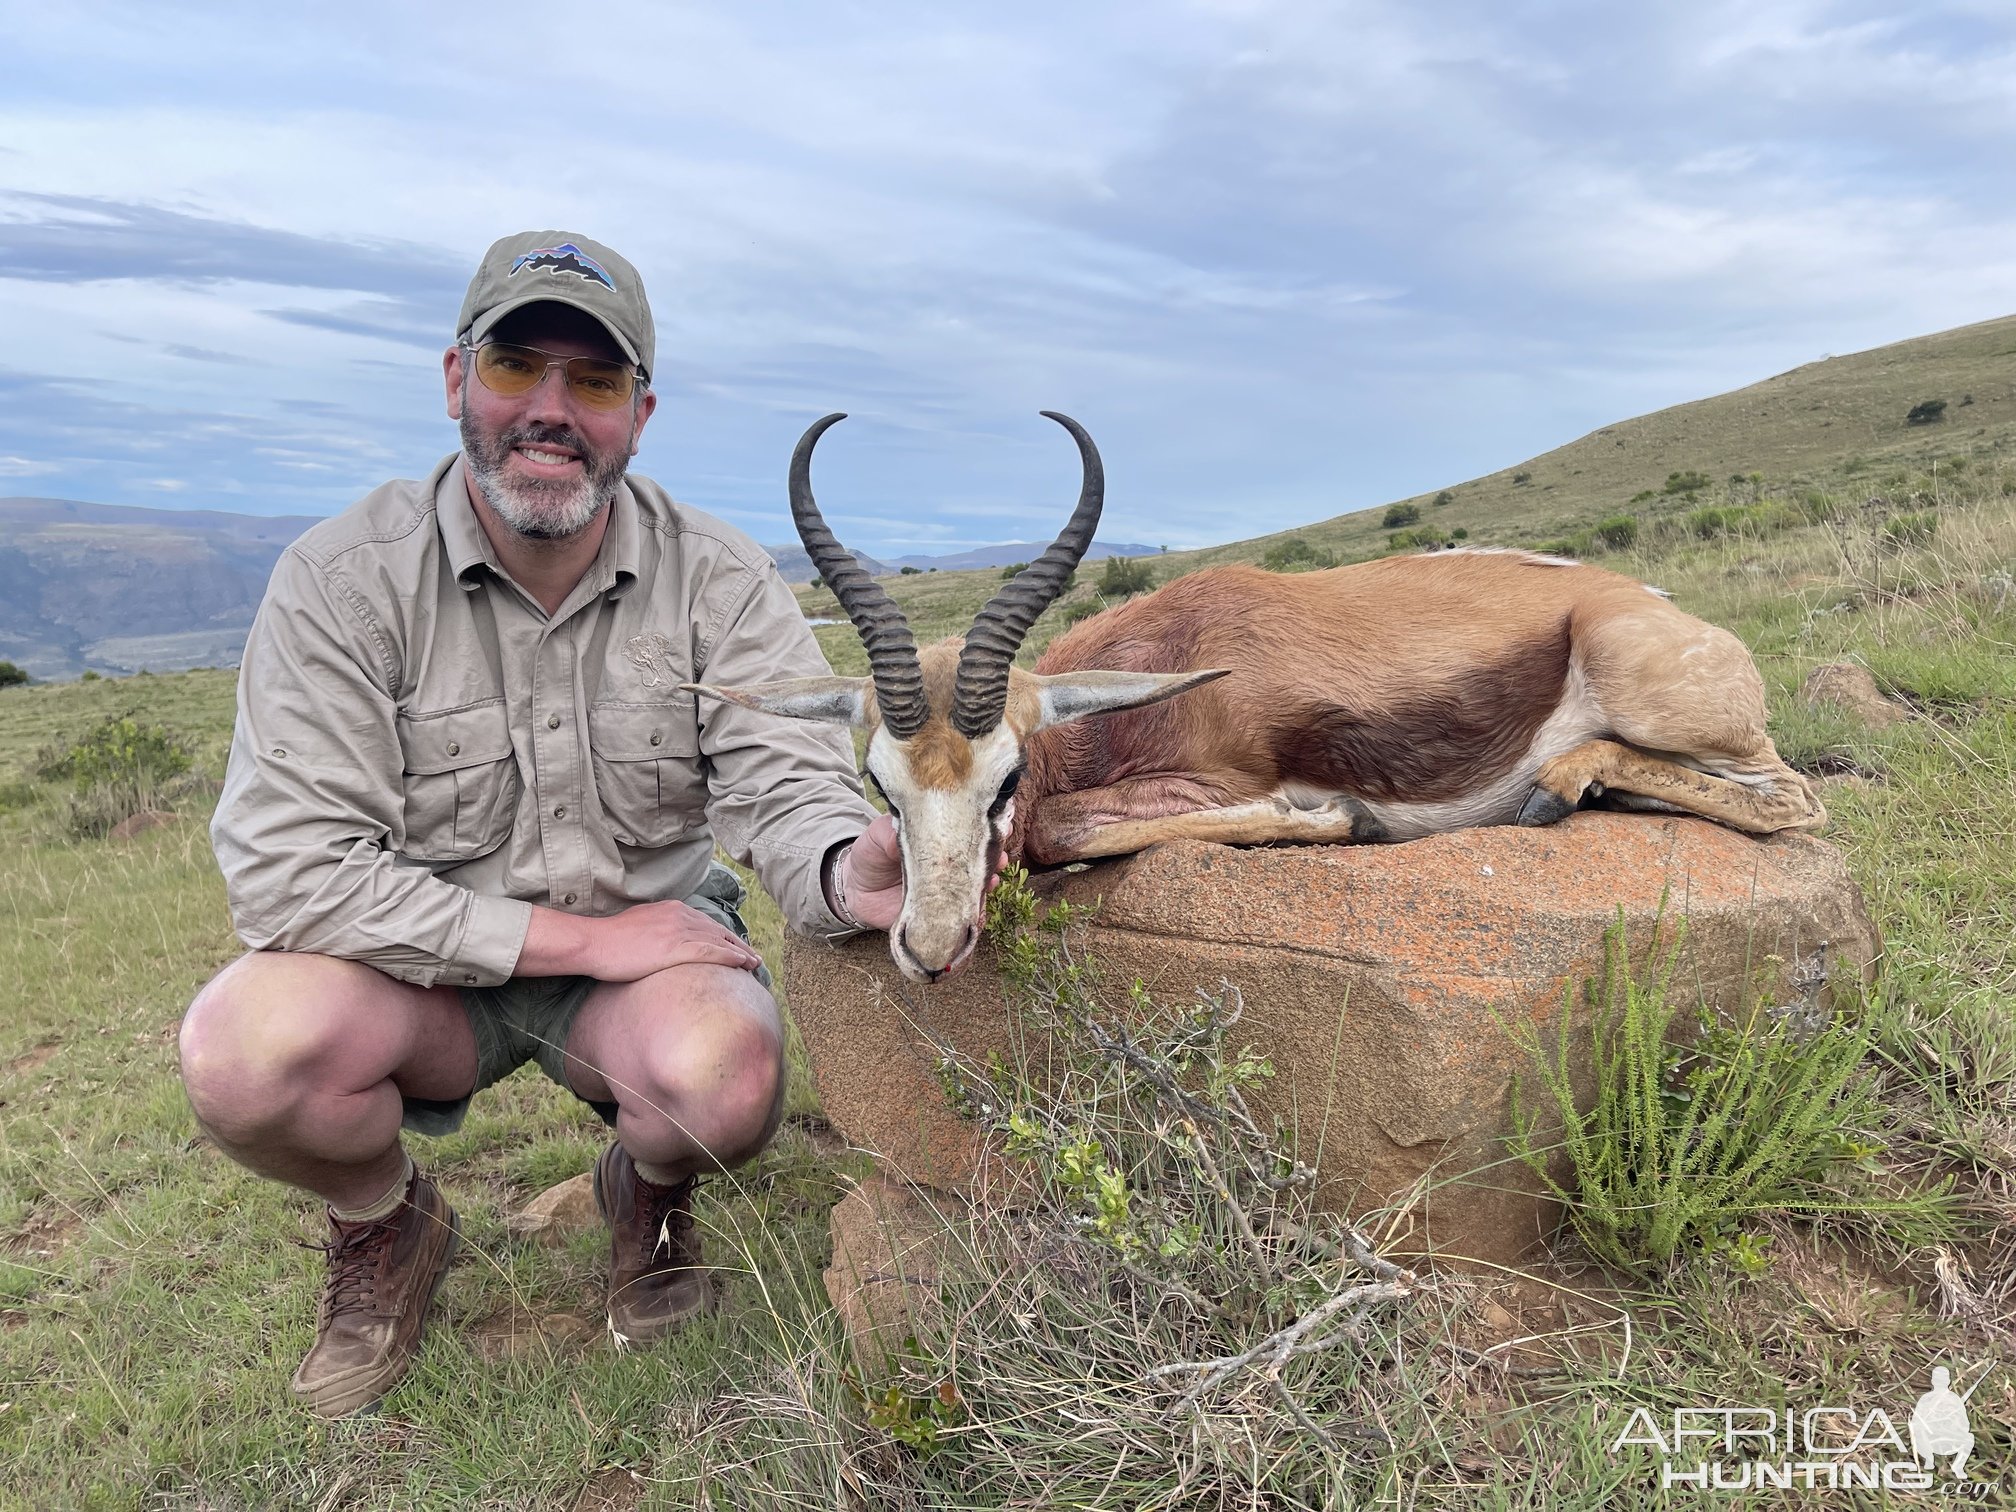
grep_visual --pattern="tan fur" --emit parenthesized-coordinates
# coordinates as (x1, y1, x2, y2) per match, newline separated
(904, 716, 976, 788)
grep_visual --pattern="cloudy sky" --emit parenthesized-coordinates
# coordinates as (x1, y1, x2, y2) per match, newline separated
(2, 1, 2012, 553)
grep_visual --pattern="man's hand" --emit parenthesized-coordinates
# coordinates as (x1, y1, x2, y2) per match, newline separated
(836, 812, 905, 931)
(519, 899, 763, 981)
(831, 811, 1010, 934)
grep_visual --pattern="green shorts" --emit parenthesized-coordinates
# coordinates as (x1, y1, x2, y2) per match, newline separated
(401, 862, 771, 1137)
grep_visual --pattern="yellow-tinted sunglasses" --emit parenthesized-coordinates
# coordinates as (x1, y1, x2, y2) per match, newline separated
(469, 342, 640, 410)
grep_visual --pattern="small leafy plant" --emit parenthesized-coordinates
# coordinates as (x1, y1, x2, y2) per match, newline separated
(1508, 914, 1952, 1274)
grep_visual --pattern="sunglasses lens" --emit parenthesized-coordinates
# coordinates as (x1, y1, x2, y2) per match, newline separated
(562, 358, 635, 409)
(474, 343, 546, 396)
(473, 344, 636, 409)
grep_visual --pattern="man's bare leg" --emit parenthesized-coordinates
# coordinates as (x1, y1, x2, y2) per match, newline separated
(558, 962, 786, 1183)
(178, 951, 478, 1211)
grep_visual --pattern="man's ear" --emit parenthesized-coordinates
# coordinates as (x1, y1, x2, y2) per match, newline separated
(444, 346, 466, 421)
(1031, 668, 1230, 731)
(684, 676, 872, 727)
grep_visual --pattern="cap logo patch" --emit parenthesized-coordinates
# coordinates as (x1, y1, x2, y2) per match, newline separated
(508, 242, 617, 292)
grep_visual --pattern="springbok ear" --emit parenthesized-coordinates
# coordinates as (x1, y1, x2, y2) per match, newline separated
(1031, 668, 1230, 731)
(683, 676, 872, 728)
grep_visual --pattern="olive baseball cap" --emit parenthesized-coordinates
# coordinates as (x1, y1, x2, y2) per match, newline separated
(456, 231, 655, 380)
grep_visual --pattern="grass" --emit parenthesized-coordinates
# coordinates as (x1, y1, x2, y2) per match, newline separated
(2, 460, 2015, 1506)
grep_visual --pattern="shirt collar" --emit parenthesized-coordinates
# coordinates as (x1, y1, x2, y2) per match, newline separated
(436, 455, 640, 600)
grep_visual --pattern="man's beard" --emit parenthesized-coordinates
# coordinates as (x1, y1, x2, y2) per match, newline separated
(460, 412, 631, 541)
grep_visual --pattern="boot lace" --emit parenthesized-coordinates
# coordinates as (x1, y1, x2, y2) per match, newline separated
(306, 1215, 399, 1316)
(636, 1176, 697, 1263)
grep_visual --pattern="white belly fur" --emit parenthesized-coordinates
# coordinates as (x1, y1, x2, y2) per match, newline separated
(1282, 663, 1607, 842)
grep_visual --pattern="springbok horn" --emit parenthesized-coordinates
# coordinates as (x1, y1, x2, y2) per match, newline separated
(789, 413, 928, 739)
(950, 412, 1105, 737)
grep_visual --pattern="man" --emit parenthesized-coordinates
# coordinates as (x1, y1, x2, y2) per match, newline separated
(180, 231, 903, 1419)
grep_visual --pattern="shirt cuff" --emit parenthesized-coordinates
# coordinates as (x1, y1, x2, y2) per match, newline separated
(449, 892, 534, 987)
(798, 819, 877, 938)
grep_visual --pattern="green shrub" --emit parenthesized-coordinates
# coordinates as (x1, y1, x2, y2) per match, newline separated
(0, 660, 28, 688)
(1432, 490, 1454, 508)
(1593, 515, 1639, 550)
(1881, 510, 1938, 549)
(1261, 536, 1337, 572)
(1906, 399, 1948, 426)
(80, 670, 101, 682)
(1000, 561, 1029, 579)
(1512, 471, 1533, 486)
(1451, 527, 1468, 540)
(1387, 526, 1451, 552)
(1060, 599, 1105, 626)
(1508, 916, 1953, 1275)
(1381, 502, 1421, 529)
(35, 715, 196, 840)
(1097, 556, 1155, 598)
(899, 565, 921, 575)
(1689, 505, 1743, 538)
(1664, 470, 1713, 497)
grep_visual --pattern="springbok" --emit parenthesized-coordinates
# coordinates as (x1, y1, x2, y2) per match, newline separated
(690, 413, 1825, 982)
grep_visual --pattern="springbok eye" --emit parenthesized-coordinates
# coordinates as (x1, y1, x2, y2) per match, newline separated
(868, 770, 900, 819)
(989, 766, 1024, 818)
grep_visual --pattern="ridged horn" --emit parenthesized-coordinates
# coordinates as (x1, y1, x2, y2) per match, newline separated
(790, 413, 928, 740)
(951, 412, 1104, 737)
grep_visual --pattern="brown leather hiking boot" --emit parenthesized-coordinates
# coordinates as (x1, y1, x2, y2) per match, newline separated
(593, 1143, 713, 1348)
(289, 1167, 459, 1419)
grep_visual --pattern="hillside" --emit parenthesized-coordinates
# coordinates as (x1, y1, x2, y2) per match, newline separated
(795, 311, 2016, 663)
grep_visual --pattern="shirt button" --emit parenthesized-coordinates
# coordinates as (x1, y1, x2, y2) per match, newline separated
(464, 973, 477, 984)
(562, 892, 577, 906)
(553, 805, 567, 820)
(446, 741, 460, 756)
(649, 731, 663, 747)
(547, 713, 561, 730)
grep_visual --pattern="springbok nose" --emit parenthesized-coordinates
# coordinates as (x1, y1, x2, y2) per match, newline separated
(895, 922, 979, 982)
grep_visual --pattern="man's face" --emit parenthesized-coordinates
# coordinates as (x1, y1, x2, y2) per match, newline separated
(443, 303, 657, 541)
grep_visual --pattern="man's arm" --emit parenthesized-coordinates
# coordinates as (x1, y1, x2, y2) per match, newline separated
(693, 558, 881, 934)
(212, 549, 535, 988)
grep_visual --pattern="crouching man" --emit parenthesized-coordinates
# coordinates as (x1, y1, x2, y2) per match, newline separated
(179, 231, 901, 1418)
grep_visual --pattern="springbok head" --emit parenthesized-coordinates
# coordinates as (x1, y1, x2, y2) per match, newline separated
(688, 412, 1225, 982)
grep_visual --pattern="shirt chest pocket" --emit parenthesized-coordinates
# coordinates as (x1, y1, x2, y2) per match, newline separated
(589, 699, 705, 848)
(395, 699, 520, 863)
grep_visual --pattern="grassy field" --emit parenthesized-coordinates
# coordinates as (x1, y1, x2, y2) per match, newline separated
(3, 442, 2015, 1505)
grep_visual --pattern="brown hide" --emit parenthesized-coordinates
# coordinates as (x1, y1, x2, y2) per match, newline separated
(1015, 552, 1677, 857)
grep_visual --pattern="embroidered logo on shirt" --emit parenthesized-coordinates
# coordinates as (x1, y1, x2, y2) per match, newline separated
(624, 632, 680, 688)
(508, 242, 618, 292)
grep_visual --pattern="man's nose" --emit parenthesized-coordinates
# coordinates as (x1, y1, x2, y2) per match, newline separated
(521, 364, 577, 426)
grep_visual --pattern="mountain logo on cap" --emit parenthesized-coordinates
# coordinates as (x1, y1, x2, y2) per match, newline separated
(508, 242, 618, 292)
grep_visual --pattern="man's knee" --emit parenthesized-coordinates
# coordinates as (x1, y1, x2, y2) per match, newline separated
(632, 967, 786, 1158)
(179, 953, 386, 1134)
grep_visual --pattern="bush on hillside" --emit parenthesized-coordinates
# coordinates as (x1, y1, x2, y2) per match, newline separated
(35, 715, 197, 840)
(1387, 526, 1452, 553)
(1664, 470, 1713, 497)
(1381, 502, 1421, 529)
(1098, 556, 1156, 598)
(1881, 510, 1938, 550)
(1261, 536, 1337, 572)
(1432, 490, 1454, 508)
(1905, 399, 1948, 427)
(899, 565, 922, 575)
(1060, 599, 1105, 626)
(1000, 562, 1029, 579)
(1593, 515, 1639, 551)
(0, 660, 28, 688)
(1512, 471, 1533, 486)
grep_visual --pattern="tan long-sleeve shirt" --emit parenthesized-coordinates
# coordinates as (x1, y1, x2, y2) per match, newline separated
(211, 454, 876, 989)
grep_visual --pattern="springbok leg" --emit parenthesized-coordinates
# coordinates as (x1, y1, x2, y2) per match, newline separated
(1036, 790, 1382, 863)
(1517, 738, 1825, 834)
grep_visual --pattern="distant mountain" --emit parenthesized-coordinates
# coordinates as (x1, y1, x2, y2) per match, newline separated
(0, 498, 323, 680)
(885, 540, 1161, 573)
(764, 544, 895, 584)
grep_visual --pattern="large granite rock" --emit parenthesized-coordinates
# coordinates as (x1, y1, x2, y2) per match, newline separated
(786, 814, 1878, 1269)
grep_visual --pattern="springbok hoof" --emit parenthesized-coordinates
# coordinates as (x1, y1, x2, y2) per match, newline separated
(1516, 787, 1578, 827)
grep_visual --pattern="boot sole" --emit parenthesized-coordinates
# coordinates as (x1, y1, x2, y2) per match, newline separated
(296, 1205, 461, 1421)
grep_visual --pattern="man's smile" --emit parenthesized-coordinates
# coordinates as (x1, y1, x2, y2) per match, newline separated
(512, 444, 583, 476)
